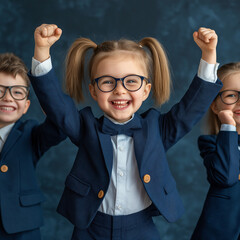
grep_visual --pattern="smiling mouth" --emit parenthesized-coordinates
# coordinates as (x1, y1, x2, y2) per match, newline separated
(0, 106, 15, 112)
(111, 100, 131, 109)
(234, 110, 240, 115)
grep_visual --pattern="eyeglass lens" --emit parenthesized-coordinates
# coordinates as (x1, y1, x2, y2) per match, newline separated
(220, 90, 240, 104)
(0, 85, 29, 100)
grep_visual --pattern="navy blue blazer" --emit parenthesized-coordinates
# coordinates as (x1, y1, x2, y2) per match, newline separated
(0, 118, 66, 234)
(191, 131, 240, 240)
(29, 69, 222, 229)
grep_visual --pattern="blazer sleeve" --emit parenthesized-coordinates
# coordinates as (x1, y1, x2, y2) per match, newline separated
(31, 117, 67, 162)
(160, 75, 222, 150)
(29, 69, 83, 145)
(198, 132, 240, 187)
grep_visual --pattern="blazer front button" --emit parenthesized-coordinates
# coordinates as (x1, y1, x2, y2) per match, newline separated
(239, 174, 240, 181)
(98, 190, 104, 199)
(1, 165, 8, 173)
(143, 174, 151, 183)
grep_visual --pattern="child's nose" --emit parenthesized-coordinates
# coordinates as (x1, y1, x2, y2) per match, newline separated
(2, 89, 13, 101)
(113, 81, 127, 94)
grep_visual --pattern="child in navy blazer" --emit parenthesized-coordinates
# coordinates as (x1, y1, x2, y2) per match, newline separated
(191, 62, 240, 240)
(0, 53, 66, 240)
(29, 24, 222, 240)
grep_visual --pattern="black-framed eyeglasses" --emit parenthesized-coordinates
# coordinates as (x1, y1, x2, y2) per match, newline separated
(94, 74, 149, 92)
(0, 85, 30, 100)
(218, 90, 240, 105)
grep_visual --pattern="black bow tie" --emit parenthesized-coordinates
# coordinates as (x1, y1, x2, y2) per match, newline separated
(101, 115, 142, 136)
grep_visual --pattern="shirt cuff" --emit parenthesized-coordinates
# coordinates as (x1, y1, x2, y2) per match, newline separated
(197, 59, 219, 83)
(31, 57, 52, 76)
(220, 124, 236, 131)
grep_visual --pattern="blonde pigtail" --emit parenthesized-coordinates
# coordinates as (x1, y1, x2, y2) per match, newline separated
(139, 37, 171, 106)
(65, 38, 97, 102)
(203, 108, 219, 135)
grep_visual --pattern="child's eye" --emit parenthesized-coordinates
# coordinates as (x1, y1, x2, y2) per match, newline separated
(12, 87, 26, 96)
(102, 80, 114, 85)
(126, 79, 138, 84)
(13, 88, 24, 95)
(222, 90, 239, 99)
(14, 91, 24, 95)
(99, 77, 115, 86)
(125, 76, 141, 85)
(225, 94, 237, 98)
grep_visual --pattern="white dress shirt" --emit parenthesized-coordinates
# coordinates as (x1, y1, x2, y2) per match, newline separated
(31, 57, 219, 215)
(98, 114, 152, 215)
(0, 123, 15, 152)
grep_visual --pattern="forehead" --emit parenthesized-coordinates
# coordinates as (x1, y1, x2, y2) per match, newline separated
(93, 51, 148, 77)
(221, 72, 240, 90)
(0, 72, 27, 86)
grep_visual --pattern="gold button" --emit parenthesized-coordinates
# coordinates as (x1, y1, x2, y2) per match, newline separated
(98, 190, 104, 199)
(1, 165, 8, 173)
(239, 174, 240, 181)
(143, 174, 151, 183)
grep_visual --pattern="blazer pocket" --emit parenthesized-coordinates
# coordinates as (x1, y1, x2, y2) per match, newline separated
(20, 192, 45, 206)
(65, 174, 91, 196)
(208, 193, 230, 199)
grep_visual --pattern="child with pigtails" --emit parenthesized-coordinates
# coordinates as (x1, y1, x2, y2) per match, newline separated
(191, 63, 240, 240)
(29, 24, 222, 240)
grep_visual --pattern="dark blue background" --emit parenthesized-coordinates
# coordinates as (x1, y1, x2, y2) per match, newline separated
(0, 0, 239, 239)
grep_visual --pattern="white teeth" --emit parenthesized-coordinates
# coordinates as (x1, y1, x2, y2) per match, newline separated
(0, 107, 14, 111)
(112, 101, 128, 105)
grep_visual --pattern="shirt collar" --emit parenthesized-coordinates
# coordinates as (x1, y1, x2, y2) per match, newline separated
(104, 113, 134, 125)
(0, 123, 15, 143)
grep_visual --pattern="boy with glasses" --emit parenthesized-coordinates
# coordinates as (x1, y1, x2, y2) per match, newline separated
(0, 53, 66, 240)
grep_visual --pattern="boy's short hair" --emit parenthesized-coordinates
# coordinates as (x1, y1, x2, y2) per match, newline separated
(0, 53, 30, 87)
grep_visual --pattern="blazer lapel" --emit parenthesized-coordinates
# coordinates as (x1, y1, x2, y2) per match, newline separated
(0, 121, 22, 160)
(97, 131, 113, 176)
(133, 117, 147, 172)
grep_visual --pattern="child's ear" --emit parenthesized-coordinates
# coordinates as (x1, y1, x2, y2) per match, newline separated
(210, 100, 219, 115)
(142, 83, 151, 101)
(89, 84, 97, 101)
(23, 99, 30, 114)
